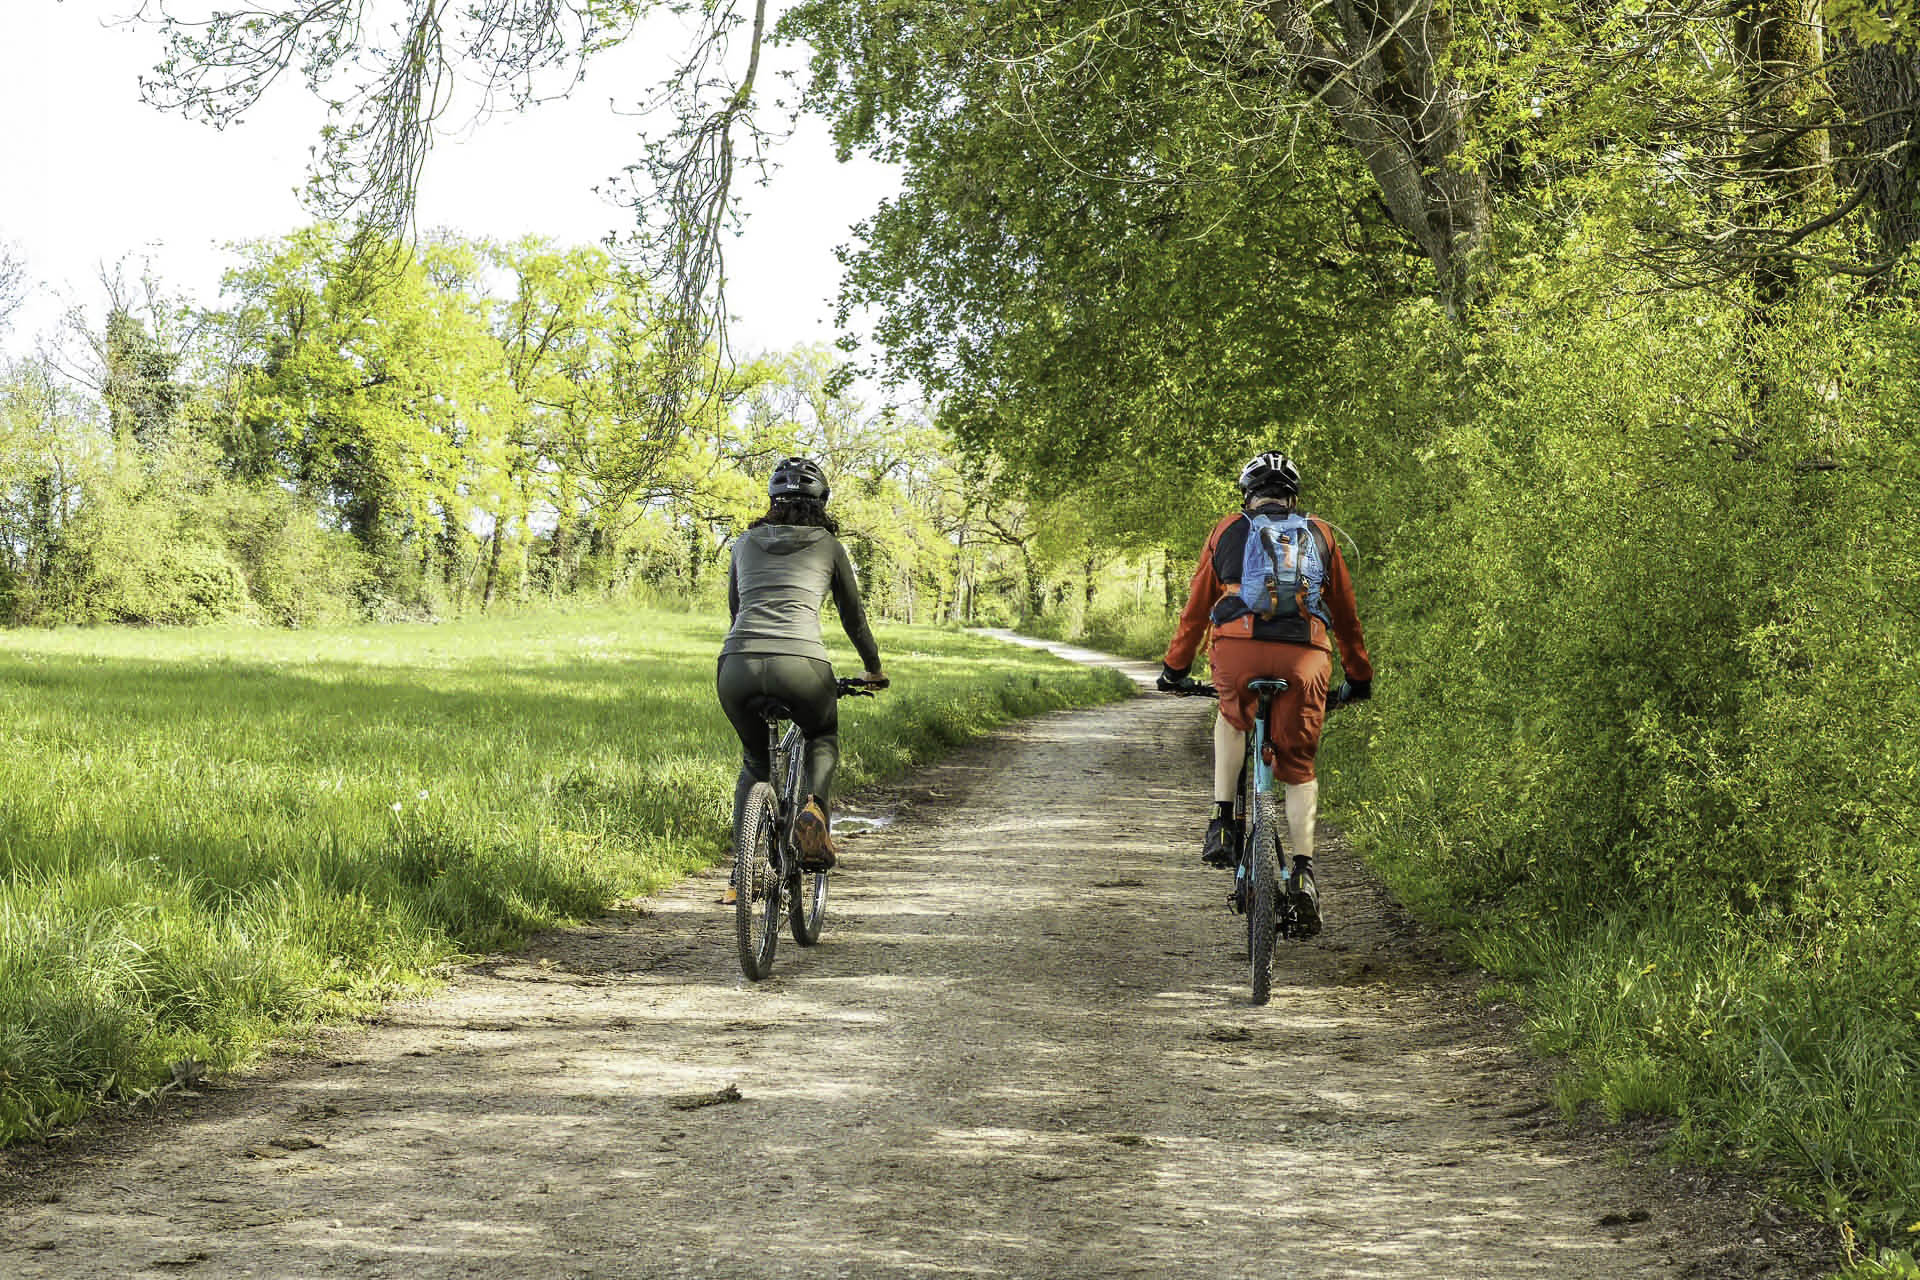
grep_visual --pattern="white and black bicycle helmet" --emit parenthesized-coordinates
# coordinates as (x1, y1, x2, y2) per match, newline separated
(1237, 451, 1301, 498)
(769, 456, 830, 503)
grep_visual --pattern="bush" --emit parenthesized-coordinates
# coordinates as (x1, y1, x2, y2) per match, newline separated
(209, 485, 368, 627)
(49, 502, 255, 627)
(30, 438, 370, 628)
(1311, 267, 1920, 1240)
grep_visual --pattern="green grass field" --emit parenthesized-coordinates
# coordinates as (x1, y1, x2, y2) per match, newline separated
(0, 608, 1131, 1143)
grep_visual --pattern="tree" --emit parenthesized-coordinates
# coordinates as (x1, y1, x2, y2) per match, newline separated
(134, 0, 781, 465)
(0, 242, 24, 334)
(42, 265, 193, 453)
(485, 236, 724, 600)
(210, 230, 513, 607)
(1503, 1, 1920, 290)
(0, 358, 102, 621)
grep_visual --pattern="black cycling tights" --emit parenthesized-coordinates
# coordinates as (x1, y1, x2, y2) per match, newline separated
(716, 653, 840, 826)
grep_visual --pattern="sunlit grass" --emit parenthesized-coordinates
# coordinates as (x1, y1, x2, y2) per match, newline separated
(0, 608, 1131, 1141)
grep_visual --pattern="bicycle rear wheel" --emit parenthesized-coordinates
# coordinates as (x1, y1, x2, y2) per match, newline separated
(1247, 792, 1282, 1005)
(734, 782, 782, 980)
(789, 866, 828, 945)
(773, 734, 828, 944)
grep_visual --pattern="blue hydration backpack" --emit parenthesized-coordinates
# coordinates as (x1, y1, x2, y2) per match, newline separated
(1236, 512, 1326, 622)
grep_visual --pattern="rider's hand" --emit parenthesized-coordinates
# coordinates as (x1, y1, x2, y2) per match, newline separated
(1329, 678, 1371, 709)
(1157, 664, 1190, 694)
(863, 670, 890, 689)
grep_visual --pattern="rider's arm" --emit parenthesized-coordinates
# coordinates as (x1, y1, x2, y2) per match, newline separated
(828, 539, 884, 675)
(727, 552, 740, 623)
(1313, 517, 1373, 684)
(1163, 516, 1234, 675)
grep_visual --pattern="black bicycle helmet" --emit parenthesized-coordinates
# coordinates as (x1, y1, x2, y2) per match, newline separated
(768, 456, 830, 503)
(1237, 451, 1301, 498)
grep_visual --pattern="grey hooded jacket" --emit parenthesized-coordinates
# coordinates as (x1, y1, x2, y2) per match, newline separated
(721, 525, 881, 672)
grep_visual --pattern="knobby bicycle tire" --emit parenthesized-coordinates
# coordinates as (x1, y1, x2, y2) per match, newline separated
(734, 782, 782, 980)
(1248, 792, 1282, 1006)
(789, 866, 828, 945)
(773, 736, 828, 945)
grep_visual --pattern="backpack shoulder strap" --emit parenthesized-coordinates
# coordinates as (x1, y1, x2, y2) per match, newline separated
(1211, 511, 1249, 582)
(1304, 514, 1331, 565)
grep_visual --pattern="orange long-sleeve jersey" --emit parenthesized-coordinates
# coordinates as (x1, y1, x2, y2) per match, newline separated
(1163, 511, 1374, 682)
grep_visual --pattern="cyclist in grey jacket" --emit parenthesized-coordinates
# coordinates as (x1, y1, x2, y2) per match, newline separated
(718, 457, 885, 875)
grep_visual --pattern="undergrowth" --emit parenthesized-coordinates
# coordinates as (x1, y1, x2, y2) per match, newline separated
(1308, 272, 1920, 1264)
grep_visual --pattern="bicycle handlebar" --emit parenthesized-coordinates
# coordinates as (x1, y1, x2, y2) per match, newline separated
(837, 676, 888, 697)
(1160, 680, 1359, 712)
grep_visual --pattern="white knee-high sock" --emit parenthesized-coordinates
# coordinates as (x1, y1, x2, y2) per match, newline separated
(1213, 711, 1246, 805)
(1285, 780, 1318, 862)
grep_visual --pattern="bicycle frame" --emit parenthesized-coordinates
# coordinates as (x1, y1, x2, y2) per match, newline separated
(1237, 692, 1282, 830)
(1232, 680, 1293, 909)
(767, 719, 805, 867)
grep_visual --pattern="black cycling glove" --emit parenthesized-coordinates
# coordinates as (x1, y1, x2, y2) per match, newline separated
(1330, 678, 1372, 709)
(1157, 664, 1191, 694)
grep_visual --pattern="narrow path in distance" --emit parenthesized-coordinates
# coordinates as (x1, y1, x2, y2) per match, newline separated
(1, 638, 1825, 1278)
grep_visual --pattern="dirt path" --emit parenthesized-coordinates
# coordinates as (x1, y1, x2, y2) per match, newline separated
(2, 641, 1827, 1279)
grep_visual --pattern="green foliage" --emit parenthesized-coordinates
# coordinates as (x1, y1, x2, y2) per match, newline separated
(6, 234, 1055, 631)
(1309, 264, 1920, 1243)
(1836, 1249, 1920, 1280)
(0, 608, 1129, 1142)
(784, 0, 1415, 536)
(208, 481, 370, 627)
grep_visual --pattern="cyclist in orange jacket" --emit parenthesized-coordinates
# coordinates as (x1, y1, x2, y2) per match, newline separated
(1158, 452, 1373, 930)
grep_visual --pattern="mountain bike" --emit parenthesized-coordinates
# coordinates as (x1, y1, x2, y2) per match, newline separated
(733, 676, 884, 981)
(1166, 677, 1350, 1005)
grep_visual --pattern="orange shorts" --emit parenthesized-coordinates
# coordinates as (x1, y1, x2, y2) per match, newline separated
(1209, 637, 1331, 784)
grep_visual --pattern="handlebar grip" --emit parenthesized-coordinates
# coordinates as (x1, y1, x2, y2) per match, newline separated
(1160, 680, 1217, 698)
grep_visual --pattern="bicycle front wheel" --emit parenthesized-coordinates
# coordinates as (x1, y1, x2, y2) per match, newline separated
(734, 782, 782, 980)
(1247, 793, 1282, 1006)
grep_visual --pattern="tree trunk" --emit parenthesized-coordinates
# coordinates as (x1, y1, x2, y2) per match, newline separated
(1833, 24, 1920, 262)
(1022, 547, 1044, 619)
(482, 515, 505, 612)
(1265, 0, 1491, 313)
(27, 473, 55, 588)
(1735, 0, 1833, 306)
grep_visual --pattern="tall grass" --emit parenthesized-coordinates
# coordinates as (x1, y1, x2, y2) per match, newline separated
(0, 608, 1131, 1142)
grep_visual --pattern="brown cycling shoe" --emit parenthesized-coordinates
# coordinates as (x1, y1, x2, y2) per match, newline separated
(794, 800, 838, 871)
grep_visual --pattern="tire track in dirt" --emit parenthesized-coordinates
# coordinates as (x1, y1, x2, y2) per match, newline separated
(0, 641, 1827, 1278)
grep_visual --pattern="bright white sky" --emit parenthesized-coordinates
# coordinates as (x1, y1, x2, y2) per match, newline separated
(0, 3, 899, 365)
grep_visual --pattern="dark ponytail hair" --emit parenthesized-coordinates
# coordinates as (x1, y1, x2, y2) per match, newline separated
(750, 496, 840, 535)
(1245, 487, 1297, 513)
